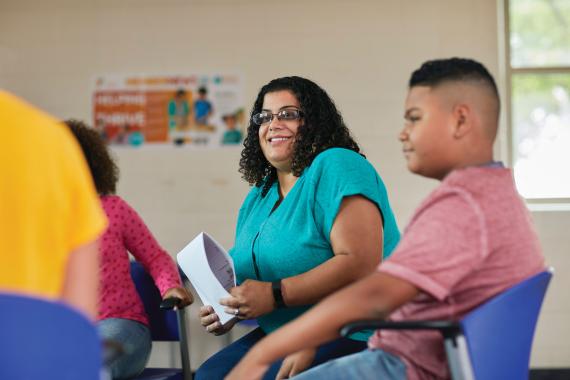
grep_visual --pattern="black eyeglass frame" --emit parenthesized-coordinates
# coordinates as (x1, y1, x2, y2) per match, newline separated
(251, 108, 304, 126)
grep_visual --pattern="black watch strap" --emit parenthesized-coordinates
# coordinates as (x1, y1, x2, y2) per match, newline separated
(272, 280, 286, 308)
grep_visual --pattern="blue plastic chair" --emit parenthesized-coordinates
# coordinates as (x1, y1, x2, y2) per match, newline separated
(341, 268, 553, 380)
(130, 261, 192, 380)
(0, 292, 102, 380)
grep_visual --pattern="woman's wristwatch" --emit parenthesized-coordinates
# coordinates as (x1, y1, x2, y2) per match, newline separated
(272, 280, 286, 308)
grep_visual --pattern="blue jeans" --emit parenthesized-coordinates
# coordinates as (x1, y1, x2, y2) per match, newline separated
(194, 328, 368, 380)
(98, 318, 152, 379)
(293, 349, 407, 380)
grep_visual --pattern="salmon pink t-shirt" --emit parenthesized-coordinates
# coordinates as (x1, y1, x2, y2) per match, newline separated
(369, 166, 544, 380)
(97, 195, 182, 326)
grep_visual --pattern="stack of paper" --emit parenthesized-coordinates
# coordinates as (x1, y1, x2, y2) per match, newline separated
(177, 232, 237, 326)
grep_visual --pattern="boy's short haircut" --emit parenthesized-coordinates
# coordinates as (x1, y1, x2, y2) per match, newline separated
(409, 58, 496, 90)
(409, 57, 501, 132)
(409, 58, 499, 105)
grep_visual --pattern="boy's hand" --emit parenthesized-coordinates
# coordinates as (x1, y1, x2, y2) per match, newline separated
(225, 347, 269, 380)
(163, 287, 193, 308)
(276, 348, 316, 379)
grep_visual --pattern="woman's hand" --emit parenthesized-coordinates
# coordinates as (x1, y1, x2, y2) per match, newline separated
(199, 305, 237, 335)
(220, 279, 275, 319)
(163, 286, 193, 308)
(276, 348, 316, 379)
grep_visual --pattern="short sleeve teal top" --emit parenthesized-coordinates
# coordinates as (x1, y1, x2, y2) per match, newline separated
(229, 148, 400, 340)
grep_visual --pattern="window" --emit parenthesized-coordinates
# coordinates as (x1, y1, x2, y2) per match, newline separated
(506, 0, 570, 200)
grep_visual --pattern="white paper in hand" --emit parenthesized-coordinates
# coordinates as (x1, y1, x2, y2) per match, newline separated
(177, 232, 237, 326)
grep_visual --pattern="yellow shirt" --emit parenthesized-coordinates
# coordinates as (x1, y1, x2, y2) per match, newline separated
(0, 91, 107, 298)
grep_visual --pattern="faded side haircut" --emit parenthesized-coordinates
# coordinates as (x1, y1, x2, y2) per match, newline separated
(410, 57, 500, 134)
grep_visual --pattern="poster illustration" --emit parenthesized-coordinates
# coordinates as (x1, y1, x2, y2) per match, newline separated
(93, 73, 245, 147)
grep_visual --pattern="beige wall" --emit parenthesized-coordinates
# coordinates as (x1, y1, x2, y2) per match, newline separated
(1, 0, 568, 369)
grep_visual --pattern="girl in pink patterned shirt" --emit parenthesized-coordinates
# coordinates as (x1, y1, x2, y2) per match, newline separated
(66, 120, 193, 379)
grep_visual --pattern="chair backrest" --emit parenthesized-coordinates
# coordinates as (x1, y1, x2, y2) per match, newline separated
(129, 261, 192, 380)
(461, 269, 553, 380)
(0, 292, 101, 380)
(130, 261, 179, 341)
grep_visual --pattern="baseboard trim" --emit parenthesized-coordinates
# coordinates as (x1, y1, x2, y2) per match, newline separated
(530, 368, 570, 380)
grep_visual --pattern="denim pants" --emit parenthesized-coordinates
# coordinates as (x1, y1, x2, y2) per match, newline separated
(194, 327, 368, 380)
(98, 318, 152, 380)
(293, 348, 407, 380)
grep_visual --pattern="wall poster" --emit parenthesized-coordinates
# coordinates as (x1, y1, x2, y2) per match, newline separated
(93, 73, 245, 148)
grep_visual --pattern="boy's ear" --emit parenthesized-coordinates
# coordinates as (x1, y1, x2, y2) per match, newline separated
(452, 103, 472, 139)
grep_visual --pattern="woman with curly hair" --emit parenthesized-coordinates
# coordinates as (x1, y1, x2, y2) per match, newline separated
(196, 76, 401, 380)
(65, 120, 193, 379)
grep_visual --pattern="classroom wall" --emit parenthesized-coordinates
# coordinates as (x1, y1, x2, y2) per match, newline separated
(1, 0, 568, 369)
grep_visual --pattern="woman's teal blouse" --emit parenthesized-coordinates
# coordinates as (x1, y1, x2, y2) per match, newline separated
(229, 148, 400, 340)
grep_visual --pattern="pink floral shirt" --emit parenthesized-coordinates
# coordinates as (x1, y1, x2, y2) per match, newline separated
(97, 195, 181, 326)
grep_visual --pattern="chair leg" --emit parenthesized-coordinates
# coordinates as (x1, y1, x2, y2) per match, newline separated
(177, 308, 193, 380)
(444, 335, 475, 380)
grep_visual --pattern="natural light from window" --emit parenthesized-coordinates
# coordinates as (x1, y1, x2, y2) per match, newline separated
(509, 0, 570, 199)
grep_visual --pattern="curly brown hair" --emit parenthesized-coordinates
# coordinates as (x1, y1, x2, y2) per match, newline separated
(65, 119, 119, 195)
(239, 76, 361, 196)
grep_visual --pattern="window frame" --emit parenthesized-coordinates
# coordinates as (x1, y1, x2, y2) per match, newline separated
(502, 0, 570, 206)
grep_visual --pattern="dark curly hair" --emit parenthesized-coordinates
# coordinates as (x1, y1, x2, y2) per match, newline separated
(239, 76, 361, 196)
(65, 119, 119, 195)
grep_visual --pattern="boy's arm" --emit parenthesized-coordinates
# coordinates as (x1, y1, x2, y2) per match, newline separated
(226, 271, 419, 380)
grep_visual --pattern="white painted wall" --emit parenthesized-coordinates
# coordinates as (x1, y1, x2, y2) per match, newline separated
(1, 0, 567, 369)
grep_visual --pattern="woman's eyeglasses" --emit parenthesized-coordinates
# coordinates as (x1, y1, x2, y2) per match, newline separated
(252, 108, 303, 126)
